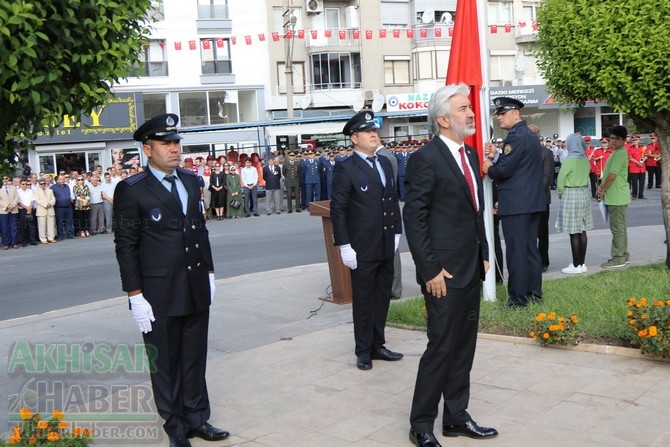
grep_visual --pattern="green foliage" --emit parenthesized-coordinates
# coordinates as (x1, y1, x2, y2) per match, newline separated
(0, 0, 154, 171)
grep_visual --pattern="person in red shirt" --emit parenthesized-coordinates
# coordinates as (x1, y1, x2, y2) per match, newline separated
(587, 136, 606, 198)
(627, 134, 646, 199)
(645, 133, 661, 189)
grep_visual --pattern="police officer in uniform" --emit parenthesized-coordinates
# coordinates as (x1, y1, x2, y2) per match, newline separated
(114, 114, 229, 447)
(482, 98, 545, 308)
(330, 111, 403, 370)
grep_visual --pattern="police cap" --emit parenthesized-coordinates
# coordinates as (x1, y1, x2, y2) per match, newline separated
(343, 111, 379, 136)
(133, 113, 183, 142)
(492, 97, 524, 115)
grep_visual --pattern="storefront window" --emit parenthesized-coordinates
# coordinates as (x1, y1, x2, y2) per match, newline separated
(55, 153, 86, 174)
(39, 155, 56, 175)
(180, 92, 208, 127)
(143, 93, 168, 122)
(88, 152, 102, 172)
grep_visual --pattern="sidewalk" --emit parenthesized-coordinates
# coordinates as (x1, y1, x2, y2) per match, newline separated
(1, 226, 669, 446)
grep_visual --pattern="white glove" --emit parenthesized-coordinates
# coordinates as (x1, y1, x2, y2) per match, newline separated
(209, 273, 216, 304)
(340, 244, 357, 270)
(129, 294, 155, 334)
(394, 234, 401, 252)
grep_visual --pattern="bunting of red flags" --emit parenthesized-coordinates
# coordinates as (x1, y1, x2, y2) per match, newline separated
(168, 23, 537, 49)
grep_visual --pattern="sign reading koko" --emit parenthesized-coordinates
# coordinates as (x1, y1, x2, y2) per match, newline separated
(34, 94, 138, 144)
(386, 93, 433, 112)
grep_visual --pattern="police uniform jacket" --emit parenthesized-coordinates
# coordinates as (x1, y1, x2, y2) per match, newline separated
(330, 153, 401, 262)
(302, 158, 320, 183)
(486, 121, 546, 216)
(114, 167, 214, 316)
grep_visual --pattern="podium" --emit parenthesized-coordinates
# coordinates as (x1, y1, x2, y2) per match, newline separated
(309, 200, 352, 304)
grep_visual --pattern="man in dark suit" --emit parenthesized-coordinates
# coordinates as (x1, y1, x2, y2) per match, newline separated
(403, 84, 497, 447)
(483, 97, 546, 308)
(262, 158, 282, 214)
(114, 114, 229, 447)
(330, 110, 403, 371)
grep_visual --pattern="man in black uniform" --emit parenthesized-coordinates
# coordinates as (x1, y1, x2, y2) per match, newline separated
(114, 114, 229, 447)
(482, 98, 545, 308)
(330, 111, 403, 370)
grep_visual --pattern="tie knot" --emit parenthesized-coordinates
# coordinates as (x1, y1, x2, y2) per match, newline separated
(367, 155, 376, 163)
(164, 175, 175, 183)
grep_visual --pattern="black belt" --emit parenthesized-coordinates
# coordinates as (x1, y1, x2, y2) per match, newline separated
(564, 186, 588, 188)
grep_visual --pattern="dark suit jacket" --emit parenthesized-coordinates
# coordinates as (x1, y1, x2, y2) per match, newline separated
(114, 167, 214, 316)
(542, 147, 554, 205)
(263, 165, 282, 190)
(486, 121, 546, 216)
(330, 153, 401, 262)
(403, 137, 488, 289)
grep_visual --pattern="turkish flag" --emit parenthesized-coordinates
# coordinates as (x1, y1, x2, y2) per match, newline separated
(325, 29, 332, 38)
(392, 29, 400, 38)
(352, 29, 360, 39)
(202, 39, 211, 50)
(297, 29, 305, 39)
(448, 27, 454, 37)
(258, 33, 266, 41)
(420, 28, 428, 38)
(379, 29, 387, 38)
(532, 21, 539, 31)
(244, 35, 252, 45)
(365, 29, 373, 39)
(231, 36, 237, 45)
(338, 29, 346, 40)
(434, 27, 442, 38)
(490, 25, 498, 34)
(174, 41, 182, 51)
(189, 40, 196, 50)
(286, 30, 293, 39)
(310, 29, 318, 39)
(271, 32, 280, 42)
(519, 21, 527, 28)
(406, 29, 414, 38)
(504, 24, 512, 33)
(216, 38, 224, 47)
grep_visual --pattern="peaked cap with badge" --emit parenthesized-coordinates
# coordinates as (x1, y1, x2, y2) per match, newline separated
(133, 113, 184, 142)
(492, 97, 524, 115)
(343, 111, 379, 136)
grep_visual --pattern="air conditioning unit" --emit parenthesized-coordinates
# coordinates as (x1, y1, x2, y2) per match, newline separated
(305, 0, 323, 15)
(503, 80, 513, 86)
(363, 89, 379, 101)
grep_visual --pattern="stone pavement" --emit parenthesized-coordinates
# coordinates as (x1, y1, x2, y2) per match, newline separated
(1, 226, 669, 446)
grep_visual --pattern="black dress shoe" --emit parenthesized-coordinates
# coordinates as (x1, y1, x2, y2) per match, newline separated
(169, 437, 191, 447)
(542, 264, 549, 272)
(409, 429, 442, 447)
(443, 420, 498, 439)
(371, 346, 403, 361)
(188, 422, 229, 441)
(356, 354, 372, 370)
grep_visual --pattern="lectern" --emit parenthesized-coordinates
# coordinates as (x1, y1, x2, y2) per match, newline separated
(309, 200, 352, 304)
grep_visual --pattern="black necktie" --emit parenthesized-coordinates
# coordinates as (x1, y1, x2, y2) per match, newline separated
(366, 156, 382, 182)
(163, 175, 183, 211)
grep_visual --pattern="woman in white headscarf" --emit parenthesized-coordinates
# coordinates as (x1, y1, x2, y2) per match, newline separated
(556, 133, 594, 274)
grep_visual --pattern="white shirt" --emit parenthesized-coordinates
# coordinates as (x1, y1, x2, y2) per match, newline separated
(241, 166, 258, 186)
(101, 179, 116, 201)
(88, 183, 104, 204)
(438, 134, 480, 210)
(17, 187, 35, 208)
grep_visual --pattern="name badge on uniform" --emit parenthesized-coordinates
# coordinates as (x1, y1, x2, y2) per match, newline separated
(359, 181, 369, 192)
(149, 208, 162, 222)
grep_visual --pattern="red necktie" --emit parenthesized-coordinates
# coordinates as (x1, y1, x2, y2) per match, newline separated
(459, 147, 477, 212)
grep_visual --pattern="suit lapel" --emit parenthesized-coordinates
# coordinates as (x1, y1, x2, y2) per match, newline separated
(353, 154, 383, 187)
(145, 170, 184, 216)
(434, 137, 478, 212)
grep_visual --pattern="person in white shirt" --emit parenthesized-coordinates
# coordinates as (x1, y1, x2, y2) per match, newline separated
(241, 158, 259, 217)
(88, 175, 105, 234)
(17, 178, 38, 246)
(101, 172, 116, 233)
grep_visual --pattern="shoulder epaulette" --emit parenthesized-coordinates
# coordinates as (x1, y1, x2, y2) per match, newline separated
(123, 172, 147, 185)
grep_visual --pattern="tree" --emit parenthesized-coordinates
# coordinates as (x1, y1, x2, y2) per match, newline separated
(0, 0, 154, 174)
(535, 0, 670, 267)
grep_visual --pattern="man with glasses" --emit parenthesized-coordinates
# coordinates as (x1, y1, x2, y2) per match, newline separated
(51, 174, 74, 240)
(88, 175, 105, 235)
(0, 175, 19, 249)
(101, 172, 116, 233)
(17, 178, 38, 246)
(35, 178, 57, 244)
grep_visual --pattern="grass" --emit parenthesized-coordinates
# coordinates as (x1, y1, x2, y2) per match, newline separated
(388, 263, 670, 347)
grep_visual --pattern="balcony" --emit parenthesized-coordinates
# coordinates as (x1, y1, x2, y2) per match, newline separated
(198, 4, 228, 19)
(304, 30, 359, 48)
(196, 5, 232, 34)
(143, 61, 168, 77)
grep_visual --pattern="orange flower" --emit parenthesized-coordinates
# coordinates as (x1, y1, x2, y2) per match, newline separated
(549, 324, 560, 332)
(640, 297, 647, 305)
(72, 427, 83, 437)
(641, 314, 647, 319)
(58, 421, 68, 429)
(28, 438, 37, 445)
(543, 333, 550, 339)
(47, 431, 61, 442)
(558, 317, 565, 323)
(8, 435, 21, 444)
(627, 298, 636, 306)
(548, 312, 556, 320)
(627, 310, 633, 317)
(52, 410, 65, 421)
(536, 313, 546, 321)
(83, 428, 92, 436)
(570, 315, 579, 324)
(653, 300, 664, 307)
(12, 426, 21, 437)
(666, 300, 670, 306)
(649, 326, 658, 337)
(639, 329, 648, 337)
(37, 421, 48, 429)
(629, 319, 636, 325)
(19, 407, 32, 420)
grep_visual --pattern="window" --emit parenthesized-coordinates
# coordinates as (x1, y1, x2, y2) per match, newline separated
(277, 62, 306, 94)
(200, 38, 232, 75)
(489, 54, 515, 81)
(208, 91, 238, 124)
(140, 40, 168, 77)
(142, 94, 167, 122)
(488, 1, 513, 25)
(179, 92, 208, 127)
(312, 8, 340, 29)
(310, 52, 361, 90)
(381, 1, 410, 28)
(384, 57, 410, 85)
(198, 0, 228, 19)
(179, 91, 239, 127)
(522, 3, 538, 22)
(414, 50, 449, 80)
(272, 6, 303, 32)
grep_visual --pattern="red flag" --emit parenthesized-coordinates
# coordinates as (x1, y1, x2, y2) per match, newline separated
(379, 29, 387, 38)
(352, 29, 360, 39)
(448, 27, 454, 37)
(202, 39, 211, 50)
(519, 21, 527, 28)
(286, 30, 293, 39)
(490, 25, 498, 34)
(325, 29, 332, 38)
(420, 28, 428, 38)
(231, 36, 237, 45)
(188, 40, 196, 50)
(434, 27, 442, 38)
(271, 32, 280, 42)
(532, 21, 539, 31)
(244, 35, 252, 45)
(258, 33, 266, 41)
(297, 29, 305, 39)
(504, 24, 512, 33)
(446, 0, 485, 164)
(392, 29, 400, 38)
(365, 29, 373, 39)
(338, 29, 346, 40)
(174, 41, 182, 51)
(310, 29, 317, 39)
(216, 38, 224, 47)
(406, 29, 414, 38)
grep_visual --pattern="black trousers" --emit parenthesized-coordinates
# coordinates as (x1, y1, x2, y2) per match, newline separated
(349, 257, 394, 356)
(629, 172, 645, 198)
(501, 212, 543, 305)
(143, 310, 211, 438)
(538, 204, 550, 268)
(18, 209, 36, 245)
(493, 215, 504, 283)
(410, 277, 481, 432)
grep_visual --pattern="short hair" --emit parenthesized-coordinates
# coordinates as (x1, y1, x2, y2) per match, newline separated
(610, 125, 628, 139)
(427, 83, 471, 136)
